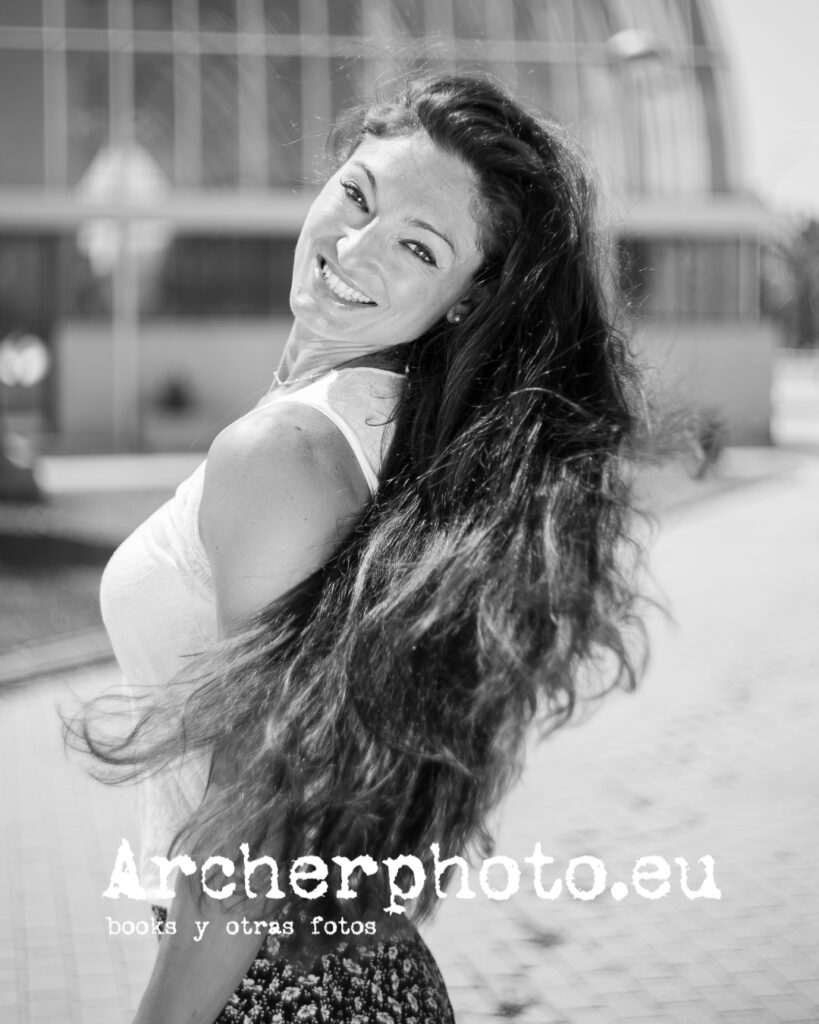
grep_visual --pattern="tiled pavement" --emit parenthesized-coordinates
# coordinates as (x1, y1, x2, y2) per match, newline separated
(423, 455, 819, 1023)
(1, 452, 818, 1023)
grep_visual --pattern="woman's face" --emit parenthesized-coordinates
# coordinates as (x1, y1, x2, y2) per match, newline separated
(289, 132, 485, 348)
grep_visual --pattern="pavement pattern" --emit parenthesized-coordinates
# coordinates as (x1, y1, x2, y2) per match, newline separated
(1, 451, 818, 1023)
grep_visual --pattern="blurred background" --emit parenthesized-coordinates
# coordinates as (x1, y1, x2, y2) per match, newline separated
(0, 0, 802, 461)
(3, 0, 816, 664)
(0, 3, 817, 1023)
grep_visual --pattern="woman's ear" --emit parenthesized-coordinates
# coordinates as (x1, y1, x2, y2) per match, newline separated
(445, 284, 488, 325)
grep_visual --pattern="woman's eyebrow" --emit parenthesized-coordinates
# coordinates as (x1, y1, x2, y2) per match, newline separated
(352, 160, 457, 255)
(406, 218, 456, 255)
(353, 160, 378, 194)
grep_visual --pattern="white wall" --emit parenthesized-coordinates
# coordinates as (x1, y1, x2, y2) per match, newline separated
(55, 317, 291, 451)
(54, 315, 777, 451)
(633, 318, 778, 445)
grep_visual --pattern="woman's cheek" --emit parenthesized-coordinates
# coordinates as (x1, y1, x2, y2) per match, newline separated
(405, 275, 440, 310)
(404, 290, 447, 336)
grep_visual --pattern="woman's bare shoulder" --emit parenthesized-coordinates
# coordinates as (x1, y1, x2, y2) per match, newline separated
(199, 401, 369, 632)
(207, 400, 369, 504)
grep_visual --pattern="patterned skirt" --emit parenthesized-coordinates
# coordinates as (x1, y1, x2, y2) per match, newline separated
(151, 906, 455, 1024)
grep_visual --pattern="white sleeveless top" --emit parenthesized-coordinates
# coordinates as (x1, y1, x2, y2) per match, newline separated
(99, 367, 405, 904)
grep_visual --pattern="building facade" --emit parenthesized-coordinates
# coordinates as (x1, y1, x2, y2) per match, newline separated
(0, 0, 778, 451)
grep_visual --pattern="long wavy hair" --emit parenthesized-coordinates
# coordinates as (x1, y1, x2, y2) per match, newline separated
(69, 72, 648, 925)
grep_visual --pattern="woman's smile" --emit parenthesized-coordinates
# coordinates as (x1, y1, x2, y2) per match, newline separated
(316, 256, 377, 307)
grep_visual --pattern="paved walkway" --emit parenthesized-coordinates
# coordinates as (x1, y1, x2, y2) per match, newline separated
(1, 452, 818, 1023)
(424, 453, 819, 1023)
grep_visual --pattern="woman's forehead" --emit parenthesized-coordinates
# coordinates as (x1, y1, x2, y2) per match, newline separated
(342, 133, 483, 255)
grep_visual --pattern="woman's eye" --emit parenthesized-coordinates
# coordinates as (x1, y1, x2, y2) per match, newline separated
(403, 241, 437, 267)
(341, 180, 368, 212)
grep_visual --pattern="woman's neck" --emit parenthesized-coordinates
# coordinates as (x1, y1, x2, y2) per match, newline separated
(276, 324, 408, 383)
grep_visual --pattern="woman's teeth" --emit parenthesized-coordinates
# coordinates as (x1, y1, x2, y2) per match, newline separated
(321, 261, 374, 304)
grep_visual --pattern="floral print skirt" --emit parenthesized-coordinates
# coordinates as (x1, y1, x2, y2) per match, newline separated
(151, 906, 455, 1024)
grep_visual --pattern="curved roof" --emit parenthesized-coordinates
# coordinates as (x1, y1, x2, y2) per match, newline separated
(314, 0, 741, 200)
(0, 0, 741, 201)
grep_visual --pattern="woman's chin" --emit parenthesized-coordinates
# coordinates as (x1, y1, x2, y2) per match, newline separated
(289, 307, 351, 345)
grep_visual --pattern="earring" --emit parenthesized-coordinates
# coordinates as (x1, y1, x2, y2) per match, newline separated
(449, 313, 463, 325)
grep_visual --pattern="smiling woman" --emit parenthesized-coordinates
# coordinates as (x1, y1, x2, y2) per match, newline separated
(286, 132, 484, 368)
(68, 71, 648, 1024)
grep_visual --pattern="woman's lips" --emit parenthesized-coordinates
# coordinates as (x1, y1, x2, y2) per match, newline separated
(317, 256, 377, 306)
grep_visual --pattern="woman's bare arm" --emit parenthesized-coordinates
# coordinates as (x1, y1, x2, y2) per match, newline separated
(132, 874, 268, 1024)
(200, 400, 368, 633)
(132, 402, 369, 1023)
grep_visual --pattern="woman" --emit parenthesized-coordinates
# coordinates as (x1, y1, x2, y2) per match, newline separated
(74, 72, 645, 1023)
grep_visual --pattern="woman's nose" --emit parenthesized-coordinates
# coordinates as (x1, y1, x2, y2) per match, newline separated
(336, 222, 379, 267)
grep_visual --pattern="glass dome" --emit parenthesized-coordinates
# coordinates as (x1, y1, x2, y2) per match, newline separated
(0, 0, 768, 451)
(302, 0, 741, 201)
(0, 0, 740, 201)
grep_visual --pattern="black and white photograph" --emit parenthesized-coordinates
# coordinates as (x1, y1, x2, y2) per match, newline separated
(0, 2, 817, 1022)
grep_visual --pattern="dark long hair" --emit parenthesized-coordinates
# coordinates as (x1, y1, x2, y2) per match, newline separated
(69, 72, 647, 924)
